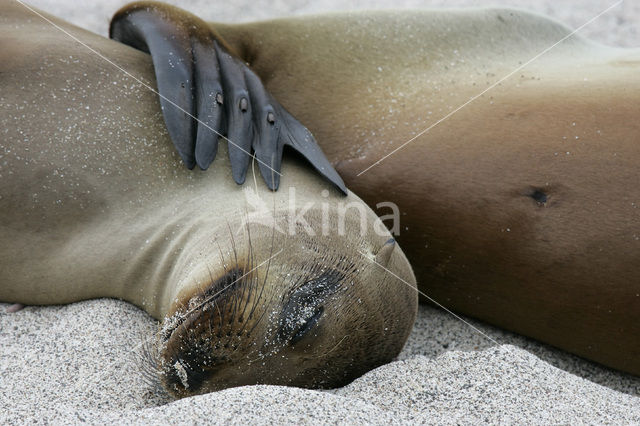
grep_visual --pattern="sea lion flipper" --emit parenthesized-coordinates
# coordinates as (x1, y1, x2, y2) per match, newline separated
(214, 42, 254, 185)
(192, 41, 223, 170)
(110, 3, 234, 172)
(110, 4, 200, 169)
(242, 67, 282, 189)
(109, 3, 346, 193)
(239, 60, 347, 193)
(276, 106, 347, 194)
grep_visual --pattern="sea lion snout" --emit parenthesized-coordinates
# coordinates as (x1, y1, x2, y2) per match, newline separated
(374, 238, 396, 267)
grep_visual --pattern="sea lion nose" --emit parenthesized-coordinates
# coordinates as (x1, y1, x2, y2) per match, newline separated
(374, 238, 396, 267)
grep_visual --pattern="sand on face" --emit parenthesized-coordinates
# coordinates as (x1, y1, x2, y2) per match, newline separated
(2, 0, 639, 423)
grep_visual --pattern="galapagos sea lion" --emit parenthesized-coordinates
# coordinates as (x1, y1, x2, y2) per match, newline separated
(116, 2, 640, 374)
(0, 2, 418, 397)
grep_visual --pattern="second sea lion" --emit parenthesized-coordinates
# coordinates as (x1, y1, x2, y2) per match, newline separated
(116, 2, 640, 375)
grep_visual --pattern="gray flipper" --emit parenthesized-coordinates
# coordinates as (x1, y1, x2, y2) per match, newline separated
(109, 3, 346, 194)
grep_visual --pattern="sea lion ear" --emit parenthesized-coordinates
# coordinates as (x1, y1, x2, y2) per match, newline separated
(109, 3, 346, 195)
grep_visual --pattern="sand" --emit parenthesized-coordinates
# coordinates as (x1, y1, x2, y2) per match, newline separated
(2, 0, 639, 424)
(2, 300, 639, 424)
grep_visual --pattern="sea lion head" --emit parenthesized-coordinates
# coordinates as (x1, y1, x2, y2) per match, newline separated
(149, 182, 417, 397)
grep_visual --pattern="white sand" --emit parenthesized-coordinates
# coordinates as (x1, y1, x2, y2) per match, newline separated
(2, 1, 639, 424)
(1, 301, 638, 424)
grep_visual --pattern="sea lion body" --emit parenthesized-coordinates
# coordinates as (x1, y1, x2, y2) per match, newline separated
(2, 0, 638, 386)
(150, 7, 640, 373)
(0, 3, 417, 395)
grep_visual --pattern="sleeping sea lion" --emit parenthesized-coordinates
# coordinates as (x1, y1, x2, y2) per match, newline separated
(0, 1, 418, 397)
(115, 2, 640, 375)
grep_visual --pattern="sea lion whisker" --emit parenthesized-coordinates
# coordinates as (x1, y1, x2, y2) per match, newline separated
(138, 332, 163, 388)
(246, 266, 270, 322)
(212, 239, 230, 329)
(213, 298, 224, 332)
(239, 269, 256, 321)
(218, 223, 237, 327)
(245, 252, 274, 324)
(224, 226, 251, 329)
(235, 219, 254, 321)
(226, 224, 241, 320)
(317, 335, 349, 359)
(243, 203, 277, 321)
(244, 291, 274, 341)
(228, 279, 241, 327)
(227, 220, 239, 271)
(204, 266, 225, 338)
(243, 225, 276, 323)
(195, 266, 217, 340)
(182, 251, 281, 320)
(236, 272, 264, 336)
(212, 236, 228, 274)
(244, 279, 266, 326)
(234, 271, 260, 337)
(177, 245, 283, 325)
(236, 214, 255, 313)
(205, 264, 215, 287)
(248, 219, 264, 299)
(260, 188, 278, 292)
